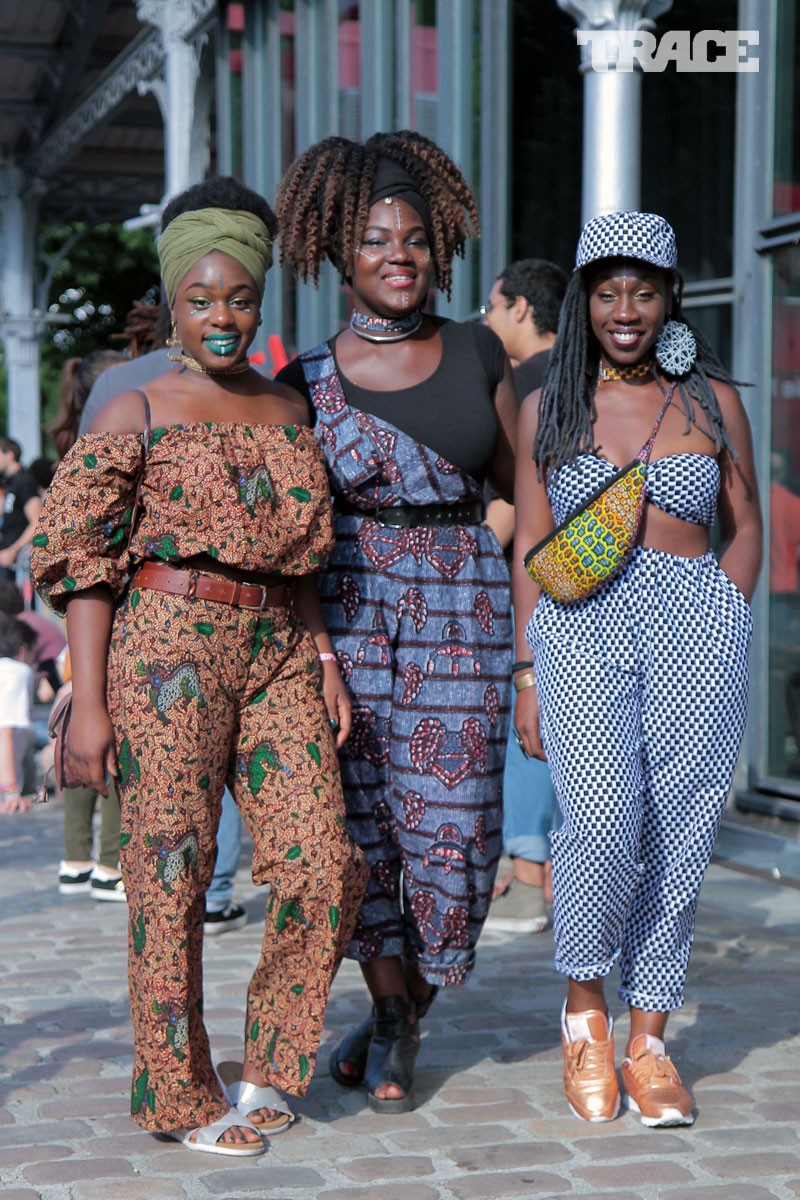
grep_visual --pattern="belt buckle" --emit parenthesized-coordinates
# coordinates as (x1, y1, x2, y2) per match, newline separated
(186, 569, 200, 600)
(239, 583, 267, 610)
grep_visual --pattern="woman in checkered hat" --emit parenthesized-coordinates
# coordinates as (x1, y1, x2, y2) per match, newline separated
(513, 211, 761, 1127)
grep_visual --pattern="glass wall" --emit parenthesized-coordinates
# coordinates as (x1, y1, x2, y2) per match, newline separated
(773, 0, 800, 216)
(766, 245, 800, 786)
(216, 0, 507, 358)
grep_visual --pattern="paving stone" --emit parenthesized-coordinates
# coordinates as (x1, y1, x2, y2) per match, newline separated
(696, 1125, 799, 1149)
(691, 1087, 749, 1104)
(72, 1183, 188, 1200)
(201, 1166, 326, 1193)
(756, 1101, 800, 1122)
(337, 1155, 434, 1181)
(23, 1156, 137, 1184)
(696, 1151, 800, 1179)
(387, 1124, 515, 1151)
(436, 1086, 527, 1105)
(436, 1101, 542, 1124)
(320, 1188, 439, 1200)
(571, 1131, 688, 1159)
(37, 1095, 130, 1120)
(0, 1119, 93, 1148)
(0, 1143, 73, 1168)
(446, 1170, 571, 1198)
(70, 1076, 130, 1096)
(692, 1071, 750, 1086)
(324, 1112, 431, 1134)
(446, 1140, 571, 1169)
(574, 1161, 695, 1188)
(661, 1188, 781, 1200)
(270, 1134, 386, 1163)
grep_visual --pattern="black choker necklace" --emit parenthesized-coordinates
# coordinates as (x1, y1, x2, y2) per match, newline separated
(177, 351, 251, 376)
(350, 309, 423, 343)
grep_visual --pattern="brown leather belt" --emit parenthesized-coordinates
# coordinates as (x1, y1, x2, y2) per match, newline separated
(132, 563, 289, 610)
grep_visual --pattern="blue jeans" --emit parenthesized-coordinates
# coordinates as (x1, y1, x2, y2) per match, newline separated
(205, 787, 242, 913)
(503, 609, 561, 863)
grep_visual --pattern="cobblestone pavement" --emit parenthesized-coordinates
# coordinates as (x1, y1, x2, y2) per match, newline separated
(2, 799, 799, 1200)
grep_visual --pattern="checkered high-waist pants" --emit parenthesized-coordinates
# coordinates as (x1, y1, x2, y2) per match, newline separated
(527, 547, 751, 1012)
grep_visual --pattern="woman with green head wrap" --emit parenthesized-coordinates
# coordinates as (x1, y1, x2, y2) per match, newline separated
(31, 176, 367, 1158)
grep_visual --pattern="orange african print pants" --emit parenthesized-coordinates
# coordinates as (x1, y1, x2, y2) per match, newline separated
(106, 585, 367, 1133)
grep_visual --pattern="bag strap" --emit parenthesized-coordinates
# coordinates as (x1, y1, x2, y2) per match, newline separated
(125, 389, 151, 553)
(636, 379, 676, 464)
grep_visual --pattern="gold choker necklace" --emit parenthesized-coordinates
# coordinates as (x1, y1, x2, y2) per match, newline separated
(178, 351, 251, 376)
(599, 360, 654, 382)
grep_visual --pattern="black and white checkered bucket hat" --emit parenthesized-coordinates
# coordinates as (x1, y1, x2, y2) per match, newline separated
(574, 211, 677, 272)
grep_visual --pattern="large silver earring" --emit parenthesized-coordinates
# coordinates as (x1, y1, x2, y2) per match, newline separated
(655, 319, 696, 376)
(166, 320, 182, 362)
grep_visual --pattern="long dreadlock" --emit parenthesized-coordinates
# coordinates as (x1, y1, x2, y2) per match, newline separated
(534, 267, 738, 477)
(275, 130, 479, 300)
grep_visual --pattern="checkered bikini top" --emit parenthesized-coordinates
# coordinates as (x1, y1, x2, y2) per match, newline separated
(548, 452, 720, 528)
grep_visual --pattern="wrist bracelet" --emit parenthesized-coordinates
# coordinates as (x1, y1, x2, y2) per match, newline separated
(318, 652, 338, 664)
(513, 670, 536, 692)
(511, 660, 533, 673)
(0, 784, 21, 797)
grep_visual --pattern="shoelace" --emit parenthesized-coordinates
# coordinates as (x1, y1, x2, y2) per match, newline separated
(629, 1050, 681, 1085)
(568, 1038, 610, 1075)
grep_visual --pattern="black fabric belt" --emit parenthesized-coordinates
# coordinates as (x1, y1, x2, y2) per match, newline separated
(333, 498, 485, 528)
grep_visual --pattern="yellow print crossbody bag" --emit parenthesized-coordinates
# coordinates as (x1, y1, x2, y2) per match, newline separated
(524, 382, 675, 605)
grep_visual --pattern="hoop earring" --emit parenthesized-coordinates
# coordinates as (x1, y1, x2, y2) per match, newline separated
(655, 319, 696, 377)
(166, 320, 182, 362)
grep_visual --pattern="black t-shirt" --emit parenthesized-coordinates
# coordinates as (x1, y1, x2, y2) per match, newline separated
(513, 349, 550, 403)
(277, 317, 507, 483)
(0, 469, 39, 551)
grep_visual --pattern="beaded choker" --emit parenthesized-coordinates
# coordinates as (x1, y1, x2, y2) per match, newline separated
(350, 309, 422, 343)
(598, 359, 654, 382)
(177, 351, 251, 376)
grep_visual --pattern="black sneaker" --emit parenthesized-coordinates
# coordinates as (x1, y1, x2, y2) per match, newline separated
(90, 868, 127, 903)
(204, 902, 247, 935)
(58, 861, 92, 895)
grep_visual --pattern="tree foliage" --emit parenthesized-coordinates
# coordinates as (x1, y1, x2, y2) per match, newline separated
(37, 222, 160, 430)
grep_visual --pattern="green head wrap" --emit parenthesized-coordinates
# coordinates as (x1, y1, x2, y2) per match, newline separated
(158, 207, 274, 306)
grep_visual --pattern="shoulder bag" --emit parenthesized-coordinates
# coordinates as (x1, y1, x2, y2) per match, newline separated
(524, 381, 675, 605)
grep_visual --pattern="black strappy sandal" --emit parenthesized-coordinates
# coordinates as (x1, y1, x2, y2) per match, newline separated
(329, 1013, 373, 1088)
(364, 995, 419, 1113)
(329, 986, 438, 1091)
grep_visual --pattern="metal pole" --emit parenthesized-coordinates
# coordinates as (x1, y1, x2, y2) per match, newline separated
(557, 0, 674, 224)
(0, 165, 43, 458)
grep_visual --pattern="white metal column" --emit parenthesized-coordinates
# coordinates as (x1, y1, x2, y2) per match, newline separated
(557, 0, 673, 223)
(436, 0, 474, 317)
(0, 165, 43, 458)
(361, 2, 394, 139)
(242, 0, 283, 352)
(480, 0, 510, 306)
(136, 0, 216, 201)
(295, 0, 340, 349)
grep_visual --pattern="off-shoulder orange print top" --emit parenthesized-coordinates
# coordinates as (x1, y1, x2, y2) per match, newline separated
(31, 423, 334, 614)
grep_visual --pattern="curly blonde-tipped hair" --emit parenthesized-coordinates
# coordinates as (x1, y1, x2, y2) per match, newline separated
(275, 130, 479, 300)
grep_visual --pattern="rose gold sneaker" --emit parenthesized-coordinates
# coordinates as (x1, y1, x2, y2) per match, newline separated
(621, 1034, 694, 1127)
(561, 1004, 620, 1122)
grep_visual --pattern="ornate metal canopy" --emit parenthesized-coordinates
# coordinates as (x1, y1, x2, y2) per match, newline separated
(0, 0, 214, 224)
